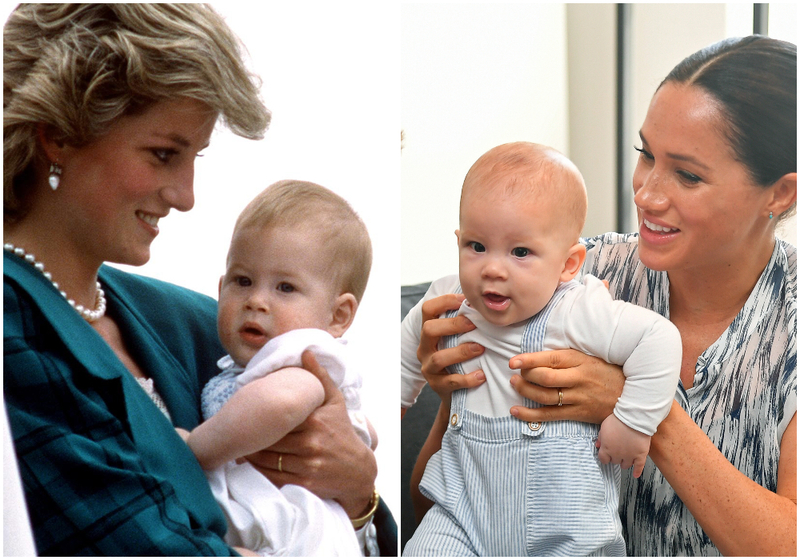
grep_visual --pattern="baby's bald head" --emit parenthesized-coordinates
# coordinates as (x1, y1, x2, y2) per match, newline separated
(460, 142, 588, 242)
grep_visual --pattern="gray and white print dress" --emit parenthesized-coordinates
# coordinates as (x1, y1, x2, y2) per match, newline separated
(581, 233, 796, 556)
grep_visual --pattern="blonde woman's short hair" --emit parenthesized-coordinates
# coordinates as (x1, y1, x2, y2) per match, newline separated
(4, 3, 271, 222)
(235, 180, 373, 303)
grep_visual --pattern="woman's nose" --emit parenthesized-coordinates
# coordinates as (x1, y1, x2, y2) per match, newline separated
(633, 167, 668, 212)
(160, 165, 195, 212)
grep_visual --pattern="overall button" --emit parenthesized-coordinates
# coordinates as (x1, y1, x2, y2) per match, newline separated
(450, 413, 459, 426)
(528, 422, 544, 432)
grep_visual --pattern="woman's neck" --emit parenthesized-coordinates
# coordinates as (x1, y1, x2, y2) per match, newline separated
(667, 236, 775, 324)
(4, 218, 102, 310)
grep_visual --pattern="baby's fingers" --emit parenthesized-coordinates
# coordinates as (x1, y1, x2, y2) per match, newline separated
(632, 456, 647, 479)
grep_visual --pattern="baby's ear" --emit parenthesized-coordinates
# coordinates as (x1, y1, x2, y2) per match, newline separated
(329, 293, 358, 338)
(559, 242, 586, 283)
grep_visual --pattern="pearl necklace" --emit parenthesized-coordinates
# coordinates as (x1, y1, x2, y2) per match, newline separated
(4, 242, 107, 322)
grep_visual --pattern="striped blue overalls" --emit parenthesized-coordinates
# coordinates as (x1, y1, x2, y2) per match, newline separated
(404, 282, 626, 557)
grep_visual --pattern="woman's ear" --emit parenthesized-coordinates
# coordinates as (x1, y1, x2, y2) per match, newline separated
(559, 242, 587, 283)
(766, 172, 797, 219)
(328, 293, 358, 338)
(36, 123, 65, 163)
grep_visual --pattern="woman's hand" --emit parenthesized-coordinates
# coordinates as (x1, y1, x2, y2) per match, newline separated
(508, 349, 624, 424)
(242, 351, 375, 518)
(417, 293, 486, 401)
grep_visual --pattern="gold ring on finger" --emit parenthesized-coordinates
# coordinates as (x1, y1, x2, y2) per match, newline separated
(278, 454, 283, 473)
(557, 388, 563, 407)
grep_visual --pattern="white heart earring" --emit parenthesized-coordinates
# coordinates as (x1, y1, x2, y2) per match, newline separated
(48, 162, 62, 191)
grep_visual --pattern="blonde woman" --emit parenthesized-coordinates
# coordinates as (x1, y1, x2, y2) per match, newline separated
(4, 4, 388, 555)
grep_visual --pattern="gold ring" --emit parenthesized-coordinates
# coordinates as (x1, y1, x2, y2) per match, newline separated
(278, 454, 283, 473)
(557, 389, 563, 407)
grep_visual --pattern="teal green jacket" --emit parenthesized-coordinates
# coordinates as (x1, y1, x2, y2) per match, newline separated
(4, 252, 234, 555)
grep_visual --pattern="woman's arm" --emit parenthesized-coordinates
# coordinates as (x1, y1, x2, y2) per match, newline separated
(187, 368, 324, 470)
(649, 403, 796, 556)
(410, 399, 451, 522)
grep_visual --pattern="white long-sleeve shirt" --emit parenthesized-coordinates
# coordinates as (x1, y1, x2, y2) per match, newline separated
(401, 274, 682, 436)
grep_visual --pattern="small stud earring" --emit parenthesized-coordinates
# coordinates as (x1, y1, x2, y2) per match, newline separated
(769, 211, 773, 220)
(48, 162, 62, 191)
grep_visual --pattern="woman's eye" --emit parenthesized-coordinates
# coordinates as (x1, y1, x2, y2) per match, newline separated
(152, 148, 178, 163)
(677, 170, 702, 184)
(512, 247, 530, 258)
(469, 242, 486, 253)
(634, 145, 653, 161)
(277, 282, 295, 293)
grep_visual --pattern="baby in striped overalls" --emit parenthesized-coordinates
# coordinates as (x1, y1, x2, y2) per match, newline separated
(401, 142, 682, 556)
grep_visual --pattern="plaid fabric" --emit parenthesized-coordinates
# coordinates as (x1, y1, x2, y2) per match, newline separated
(4, 255, 233, 556)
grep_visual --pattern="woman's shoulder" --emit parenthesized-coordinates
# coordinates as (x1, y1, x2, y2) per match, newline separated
(580, 232, 642, 277)
(777, 238, 796, 284)
(99, 265, 218, 322)
(774, 239, 796, 327)
(581, 232, 639, 255)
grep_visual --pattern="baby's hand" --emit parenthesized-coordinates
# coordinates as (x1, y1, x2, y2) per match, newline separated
(595, 414, 650, 478)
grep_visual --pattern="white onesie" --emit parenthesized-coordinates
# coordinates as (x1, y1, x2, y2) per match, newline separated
(202, 328, 373, 556)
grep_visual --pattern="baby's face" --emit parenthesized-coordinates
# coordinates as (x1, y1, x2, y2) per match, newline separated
(457, 187, 574, 326)
(217, 224, 339, 367)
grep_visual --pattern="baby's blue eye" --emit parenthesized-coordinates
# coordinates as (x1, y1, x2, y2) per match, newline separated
(277, 282, 295, 293)
(469, 242, 486, 253)
(512, 247, 530, 258)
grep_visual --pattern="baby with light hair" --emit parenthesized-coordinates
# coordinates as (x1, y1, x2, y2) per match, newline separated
(401, 142, 682, 556)
(184, 180, 377, 556)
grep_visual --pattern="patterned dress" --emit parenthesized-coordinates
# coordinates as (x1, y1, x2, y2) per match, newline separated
(581, 233, 797, 556)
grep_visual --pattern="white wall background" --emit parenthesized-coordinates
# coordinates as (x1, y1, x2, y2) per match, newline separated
(401, 3, 569, 285)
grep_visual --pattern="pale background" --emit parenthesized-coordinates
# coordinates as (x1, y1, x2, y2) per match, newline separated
(402, 3, 797, 285)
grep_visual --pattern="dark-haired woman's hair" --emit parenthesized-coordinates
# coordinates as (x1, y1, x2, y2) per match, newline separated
(661, 35, 796, 216)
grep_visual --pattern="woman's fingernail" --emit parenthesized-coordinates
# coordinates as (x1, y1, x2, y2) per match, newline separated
(476, 371, 486, 381)
(510, 407, 519, 417)
(509, 359, 520, 369)
(470, 343, 483, 353)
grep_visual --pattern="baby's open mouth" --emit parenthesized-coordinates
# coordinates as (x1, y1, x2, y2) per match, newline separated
(482, 292, 510, 311)
(239, 323, 268, 345)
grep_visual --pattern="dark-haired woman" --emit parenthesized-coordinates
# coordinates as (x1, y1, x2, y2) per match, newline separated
(413, 35, 796, 556)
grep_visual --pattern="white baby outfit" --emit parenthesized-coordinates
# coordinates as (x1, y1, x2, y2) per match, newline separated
(401, 275, 682, 556)
(202, 328, 372, 556)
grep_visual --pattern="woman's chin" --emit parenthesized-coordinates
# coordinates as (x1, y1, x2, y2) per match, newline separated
(110, 249, 152, 268)
(637, 245, 674, 273)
